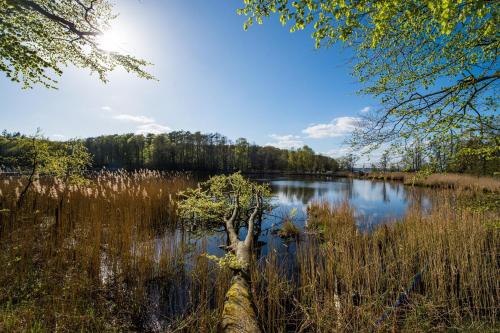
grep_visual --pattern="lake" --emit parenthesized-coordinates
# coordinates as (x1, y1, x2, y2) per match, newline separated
(195, 177, 432, 258)
(153, 176, 434, 325)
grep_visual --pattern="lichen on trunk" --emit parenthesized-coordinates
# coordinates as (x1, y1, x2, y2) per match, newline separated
(221, 272, 260, 333)
(221, 194, 262, 333)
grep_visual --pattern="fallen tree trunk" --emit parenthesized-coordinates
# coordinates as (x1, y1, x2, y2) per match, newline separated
(221, 271, 260, 333)
(220, 193, 262, 333)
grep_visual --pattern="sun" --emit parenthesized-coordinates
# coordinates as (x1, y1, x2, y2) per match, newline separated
(98, 28, 126, 52)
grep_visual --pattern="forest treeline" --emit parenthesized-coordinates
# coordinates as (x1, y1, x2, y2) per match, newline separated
(375, 131, 499, 176)
(85, 132, 339, 172)
(0, 131, 339, 173)
(1, 130, 497, 175)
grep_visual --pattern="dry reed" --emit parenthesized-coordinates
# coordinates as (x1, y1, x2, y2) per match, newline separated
(1, 172, 498, 332)
(366, 172, 500, 192)
(249, 193, 499, 332)
(0, 171, 199, 332)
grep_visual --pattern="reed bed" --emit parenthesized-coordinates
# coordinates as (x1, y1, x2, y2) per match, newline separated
(366, 172, 500, 192)
(0, 170, 203, 332)
(173, 190, 499, 332)
(1, 172, 498, 332)
(248, 193, 499, 332)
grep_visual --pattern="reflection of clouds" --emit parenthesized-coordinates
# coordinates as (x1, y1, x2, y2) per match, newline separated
(422, 197, 432, 210)
(353, 179, 407, 203)
(353, 208, 367, 219)
(269, 178, 432, 229)
(354, 182, 384, 202)
(273, 192, 304, 206)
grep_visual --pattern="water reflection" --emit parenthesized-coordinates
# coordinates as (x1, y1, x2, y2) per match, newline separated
(149, 177, 433, 328)
(187, 177, 432, 257)
(265, 177, 431, 229)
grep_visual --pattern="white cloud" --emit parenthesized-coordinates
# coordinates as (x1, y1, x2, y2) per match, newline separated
(360, 106, 371, 113)
(110, 112, 171, 135)
(113, 114, 155, 124)
(136, 123, 171, 135)
(266, 134, 304, 149)
(302, 116, 361, 138)
(101, 106, 112, 112)
(323, 146, 353, 158)
(324, 144, 389, 167)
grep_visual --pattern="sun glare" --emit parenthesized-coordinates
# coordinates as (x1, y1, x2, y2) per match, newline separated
(98, 28, 126, 52)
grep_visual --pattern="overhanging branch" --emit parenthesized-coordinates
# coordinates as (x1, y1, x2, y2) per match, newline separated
(9, 0, 102, 37)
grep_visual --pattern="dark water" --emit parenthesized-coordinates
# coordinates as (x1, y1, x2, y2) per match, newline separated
(197, 177, 432, 258)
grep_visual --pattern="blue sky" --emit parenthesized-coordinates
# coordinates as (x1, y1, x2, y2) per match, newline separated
(1, 0, 377, 162)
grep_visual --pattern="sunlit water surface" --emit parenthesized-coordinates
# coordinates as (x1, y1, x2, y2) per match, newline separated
(189, 177, 432, 258)
(149, 177, 434, 328)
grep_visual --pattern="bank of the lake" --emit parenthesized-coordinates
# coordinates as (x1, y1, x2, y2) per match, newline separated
(247, 171, 500, 192)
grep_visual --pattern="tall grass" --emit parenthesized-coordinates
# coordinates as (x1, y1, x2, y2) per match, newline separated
(0, 171, 199, 332)
(249, 193, 499, 332)
(1, 172, 498, 332)
(366, 172, 500, 192)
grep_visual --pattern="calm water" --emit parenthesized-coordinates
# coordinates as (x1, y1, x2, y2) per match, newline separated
(153, 177, 433, 325)
(267, 177, 431, 227)
(197, 177, 432, 258)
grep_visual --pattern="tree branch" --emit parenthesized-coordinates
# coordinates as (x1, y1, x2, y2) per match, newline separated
(224, 194, 239, 245)
(244, 191, 261, 248)
(10, 0, 102, 37)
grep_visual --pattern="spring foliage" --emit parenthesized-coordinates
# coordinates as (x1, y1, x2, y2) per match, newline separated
(0, 0, 155, 88)
(177, 172, 271, 230)
(238, 0, 499, 156)
(0, 131, 91, 185)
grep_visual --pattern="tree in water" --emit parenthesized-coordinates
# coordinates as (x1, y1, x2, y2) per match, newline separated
(178, 173, 272, 333)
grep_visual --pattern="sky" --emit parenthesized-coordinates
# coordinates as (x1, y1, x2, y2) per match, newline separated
(1, 0, 378, 163)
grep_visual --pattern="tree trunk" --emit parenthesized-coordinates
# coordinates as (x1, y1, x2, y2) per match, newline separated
(221, 193, 262, 333)
(221, 271, 260, 333)
(221, 240, 260, 333)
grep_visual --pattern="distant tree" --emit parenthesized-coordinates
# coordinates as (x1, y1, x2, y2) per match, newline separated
(239, 1, 499, 157)
(297, 145, 315, 171)
(49, 140, 92, 184)
(1, 0, 154, 88)
(339, 153, 359, 172)
(449, 130, 500, 175)
(235, 138, 250, 171)
(378, 150, 390, 172)
(0, 130, 92, 206)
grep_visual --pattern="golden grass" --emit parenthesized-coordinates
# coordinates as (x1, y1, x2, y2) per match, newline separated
(277, 219, 301, 239)
(250, 194, 499, 332)
(366, 172, 500, 192)
(1, 172, 498, 332)
(0, 171, 196, 332)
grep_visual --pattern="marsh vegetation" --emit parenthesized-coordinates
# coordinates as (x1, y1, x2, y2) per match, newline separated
(0, 171, 498, 332)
